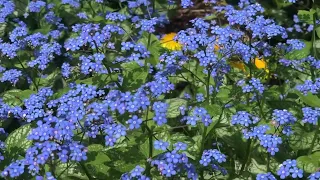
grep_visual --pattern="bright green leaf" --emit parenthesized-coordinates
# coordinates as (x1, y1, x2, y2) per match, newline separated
(298, 10, 316, 25)
(121, 62, 149, 90)
(165, 98, 187, 118)
(289, 124, 316, 151)
(5, 124, 32, 159)
(296, 91, 320, 107)
(297, 152, 320, 173)
(55, 163, 88, 180)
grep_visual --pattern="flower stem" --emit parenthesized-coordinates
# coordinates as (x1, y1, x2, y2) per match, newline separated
(145, 107, 153, 176)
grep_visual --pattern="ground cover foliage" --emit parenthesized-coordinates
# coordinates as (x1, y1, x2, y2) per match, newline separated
(0, 0, 320, 179)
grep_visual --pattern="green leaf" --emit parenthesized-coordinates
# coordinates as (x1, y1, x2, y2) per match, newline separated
(138, 32, 162, 65)
(289, 124, 315, 151)
(121, 62, 149, 90)
(285, 41, 312, 60)
(249, 158, 267, 174)
(297, 152, 320, 173)
(2, 89, 22, 106)
(296, 91, 320, 107)
(267, 100, 299, 110)
(2, 89, 35, 106)
(75, 74, 115, 87)
(5, 124, 32, 159)
(204, 104, 222, 117)
(120, 21, 133, 41)
(204, 14, 217, 20)
(165, 98, 187, 118)
(0, 23, 6, 37)
(216, 86, 231, 102)
(13, 0, 28, 16)
(52, 87, 71, 99)
(84, 144, 111, 178)
(298, 10, 316, 25)
(314, 39, 320, 55)
(55, 162, 88, 180)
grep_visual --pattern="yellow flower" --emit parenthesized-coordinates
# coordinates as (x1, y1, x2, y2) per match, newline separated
(254, 57, 267, 69)
(160, 33, 182, 51)
(214, 44, 220, 51)
(214, 38, 221, 51)
(229, 61, 246, 72)
(253, 57, 271, 79)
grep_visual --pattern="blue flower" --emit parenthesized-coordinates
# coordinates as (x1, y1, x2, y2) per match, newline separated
(154, 140, 169, 151)
(127, 115, 143, 129)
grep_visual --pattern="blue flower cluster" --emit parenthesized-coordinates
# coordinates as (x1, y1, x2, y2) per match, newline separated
(182, 107, 212, 126)
(296, 78, 320, 95)
(272, 109, 297, 134)
(232, 111, 284, 155)
(277, 159, 303, 179)
(280, 56, 320, 72)
(151, 141, 198, 179)
(0, 0, 14, 23)
(0, 128, 5, 162)
(121, 165, 150, 180)
(231, 111, 260, 127)
(0, 0, 319, 179)
(256, 172, 276, 180)
(237, 78, 265, 94)
(287, 14, 314, 33)
(309, 172, 320, 180)
(199, 149, 227, 175)
(302, 107, 320, 125)
(0, 69, 22, 85)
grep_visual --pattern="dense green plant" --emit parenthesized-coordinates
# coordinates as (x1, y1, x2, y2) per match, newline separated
(0, 0, 320, 179)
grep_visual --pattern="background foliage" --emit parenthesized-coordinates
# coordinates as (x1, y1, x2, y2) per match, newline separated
(0, 0, 320, 179)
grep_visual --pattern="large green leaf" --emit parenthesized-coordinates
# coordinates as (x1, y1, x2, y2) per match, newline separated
(13, 0, 29, 16)
(55, 162, 88, 180)
(204, 104, 222, 117)
(121, 62, 149, 90)
(84, 144, 111, 179)
(296, 91, 320, 108)
(5, 124, 32, 159)
(249, 158, 267, 175)
(288, 124, 315, 151)
(216, 86, 231, 102)
(0, 23, 6, 37)
(297, 152, 320, 173)
(2, 89, 22, 106)
(138, 32, 162, 66)
(165, 98, 188, 118)
(298, 10, 316, 25)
